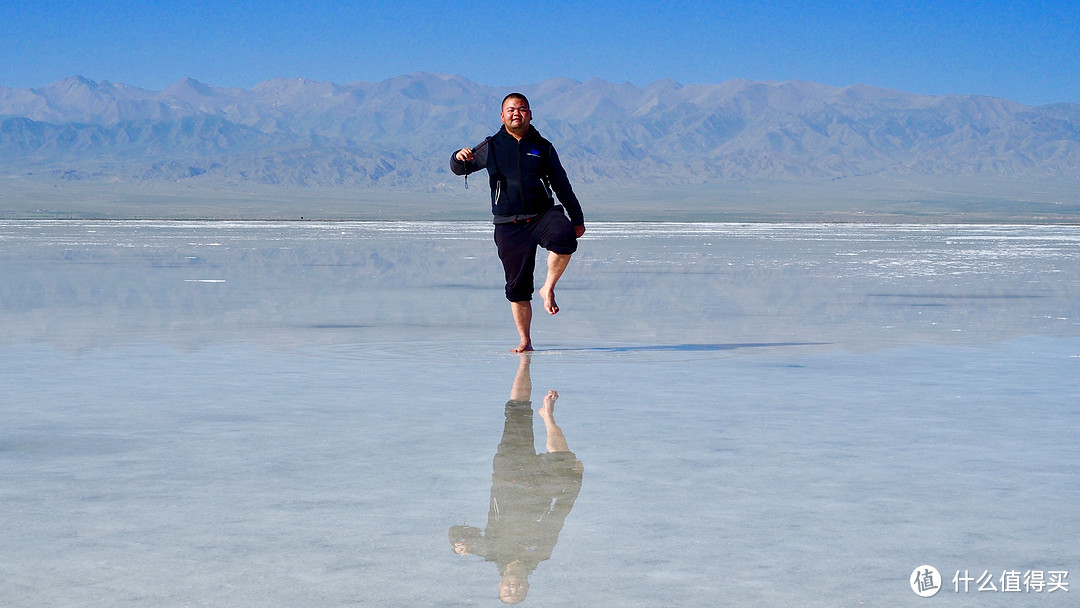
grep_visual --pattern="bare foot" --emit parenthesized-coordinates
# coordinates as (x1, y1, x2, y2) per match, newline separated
(539, 286, 559, 315)
(511, 340, 534, 353)
(540, 390, 558, 417)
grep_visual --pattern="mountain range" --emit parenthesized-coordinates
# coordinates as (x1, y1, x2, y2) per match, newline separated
(4, 73, 1080, 193)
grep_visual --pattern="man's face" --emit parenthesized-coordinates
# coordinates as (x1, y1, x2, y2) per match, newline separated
(501, 98, 531, 132)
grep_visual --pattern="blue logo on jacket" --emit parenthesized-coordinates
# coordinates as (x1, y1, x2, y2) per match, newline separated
(526, 149, 541, 157)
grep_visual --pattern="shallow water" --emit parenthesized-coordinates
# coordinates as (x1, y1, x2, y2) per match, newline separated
(2, 221, 1078, 606)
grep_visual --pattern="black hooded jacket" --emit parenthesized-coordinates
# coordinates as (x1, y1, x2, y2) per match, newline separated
(450, 125, 584, 225)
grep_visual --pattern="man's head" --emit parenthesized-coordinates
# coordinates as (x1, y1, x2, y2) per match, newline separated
(498, 568, 530, 604)
(498, 576, 529, 603)
(500, 93, 532, 137)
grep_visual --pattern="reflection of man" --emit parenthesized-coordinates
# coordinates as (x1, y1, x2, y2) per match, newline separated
(450, 355, 584, 603)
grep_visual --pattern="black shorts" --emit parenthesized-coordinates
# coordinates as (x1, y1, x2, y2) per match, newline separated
(494, 207, 578, 302)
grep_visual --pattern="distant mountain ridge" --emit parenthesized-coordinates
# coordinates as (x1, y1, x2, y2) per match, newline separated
(2, 73, 1080, 189)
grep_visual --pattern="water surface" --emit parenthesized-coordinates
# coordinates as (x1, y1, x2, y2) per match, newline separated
(2, 221, 1077, 606)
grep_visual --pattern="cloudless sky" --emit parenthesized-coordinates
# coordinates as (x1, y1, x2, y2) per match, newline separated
(2, 0, 1077, 105)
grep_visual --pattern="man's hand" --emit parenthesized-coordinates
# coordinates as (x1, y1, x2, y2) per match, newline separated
(574, 225, 586, 238)
(455, 148, 474, 162)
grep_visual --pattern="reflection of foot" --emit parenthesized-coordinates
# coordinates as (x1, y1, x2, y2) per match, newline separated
(540, 390, 558, 418)
(539, 286, 559, 315)
(512, 340, 533, 353)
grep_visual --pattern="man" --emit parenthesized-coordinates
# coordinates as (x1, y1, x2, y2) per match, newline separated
(451, 93, 586, 352)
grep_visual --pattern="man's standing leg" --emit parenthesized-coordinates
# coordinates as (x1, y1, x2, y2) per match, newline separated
(510, 300, 533, 353)
(496, 222, 539, 353)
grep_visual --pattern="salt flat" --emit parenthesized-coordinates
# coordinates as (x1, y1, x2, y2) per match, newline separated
(2, 221, 1078, 606)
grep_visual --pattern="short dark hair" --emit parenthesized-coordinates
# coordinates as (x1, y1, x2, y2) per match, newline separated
(501, 92, 530, 108)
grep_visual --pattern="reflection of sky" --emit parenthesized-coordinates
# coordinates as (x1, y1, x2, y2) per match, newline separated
(2, 221, 1078, 351)
(1, 221, 1078, 605)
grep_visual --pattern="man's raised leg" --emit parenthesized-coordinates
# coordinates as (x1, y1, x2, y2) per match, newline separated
(539, 252, 572, 315)
(539, 390, 570, 453)
(510, 300, 533, 353)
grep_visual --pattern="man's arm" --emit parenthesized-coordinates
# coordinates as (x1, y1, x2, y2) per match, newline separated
(545, 146, 584, 229)
(450, 137, 490, 176)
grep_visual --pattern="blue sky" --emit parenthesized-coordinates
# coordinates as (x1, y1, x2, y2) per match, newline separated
(2, 0, 1077, 105)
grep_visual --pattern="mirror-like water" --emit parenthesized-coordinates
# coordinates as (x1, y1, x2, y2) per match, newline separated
(2, 221, 1077, 606)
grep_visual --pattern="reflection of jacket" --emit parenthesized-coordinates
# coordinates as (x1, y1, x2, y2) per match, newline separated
(481, 401, 583, 574)
(450, 125, 584, 226)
